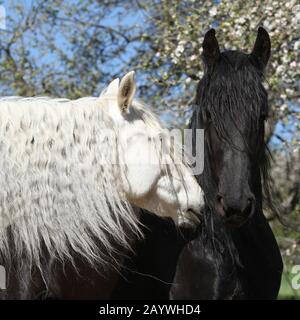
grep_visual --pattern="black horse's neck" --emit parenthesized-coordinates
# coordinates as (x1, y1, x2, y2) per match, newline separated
(170, 165, 283, 300)
(228, 169, 283, 299)
(230, 212, 283, 299)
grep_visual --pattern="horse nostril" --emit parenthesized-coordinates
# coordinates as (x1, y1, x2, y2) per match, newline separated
(216, 194, 226, 216)
(244, 196, 255, 216)
(246, 199, 252, 209)
(217, 195, 224, 206)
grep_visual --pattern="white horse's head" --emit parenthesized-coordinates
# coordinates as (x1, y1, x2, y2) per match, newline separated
(100, 71, 205, 224)
(0, 72, 204, 272)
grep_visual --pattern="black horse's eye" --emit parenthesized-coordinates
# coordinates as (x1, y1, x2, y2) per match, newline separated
(205, 112, 211, 122)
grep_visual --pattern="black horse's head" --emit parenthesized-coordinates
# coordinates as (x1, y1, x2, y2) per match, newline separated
(193, 27, 271, 225)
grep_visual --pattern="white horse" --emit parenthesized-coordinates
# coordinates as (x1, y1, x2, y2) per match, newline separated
(0, 71, 204, 274)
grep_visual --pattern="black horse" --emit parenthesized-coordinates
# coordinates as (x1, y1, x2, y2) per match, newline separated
(170, 27, 283, 299)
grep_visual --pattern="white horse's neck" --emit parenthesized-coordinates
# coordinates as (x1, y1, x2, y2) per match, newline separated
(0, 96, 141, 272)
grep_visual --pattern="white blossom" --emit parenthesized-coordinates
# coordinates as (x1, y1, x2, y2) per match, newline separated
(209, 6, 217, 17)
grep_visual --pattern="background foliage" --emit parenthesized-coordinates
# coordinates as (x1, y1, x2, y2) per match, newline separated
(0, 0, 299, 298)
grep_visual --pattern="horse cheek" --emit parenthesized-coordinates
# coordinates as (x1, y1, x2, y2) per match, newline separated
(121, 143, 160, 198)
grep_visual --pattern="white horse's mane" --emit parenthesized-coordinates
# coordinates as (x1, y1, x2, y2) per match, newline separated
(0, 95, 165, 272)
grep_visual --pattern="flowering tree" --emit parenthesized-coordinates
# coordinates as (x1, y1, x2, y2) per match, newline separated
(1, 1, 298, 147)
(0, 0, 139, 97)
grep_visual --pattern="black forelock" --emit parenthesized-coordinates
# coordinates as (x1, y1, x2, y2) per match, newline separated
(197, 50, 268, 143)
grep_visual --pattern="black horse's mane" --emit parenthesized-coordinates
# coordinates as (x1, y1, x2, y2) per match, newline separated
(196, 50, 268, 146)
(190, 50, 278, 267)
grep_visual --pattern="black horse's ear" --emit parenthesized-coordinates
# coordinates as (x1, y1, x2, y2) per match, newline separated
(251, 27, 271, 68)
(202, 29, 220, 68)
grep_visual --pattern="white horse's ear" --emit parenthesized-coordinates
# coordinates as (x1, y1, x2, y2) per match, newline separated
(118, 71, 136, 113)
(101, 78, 120, 97)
